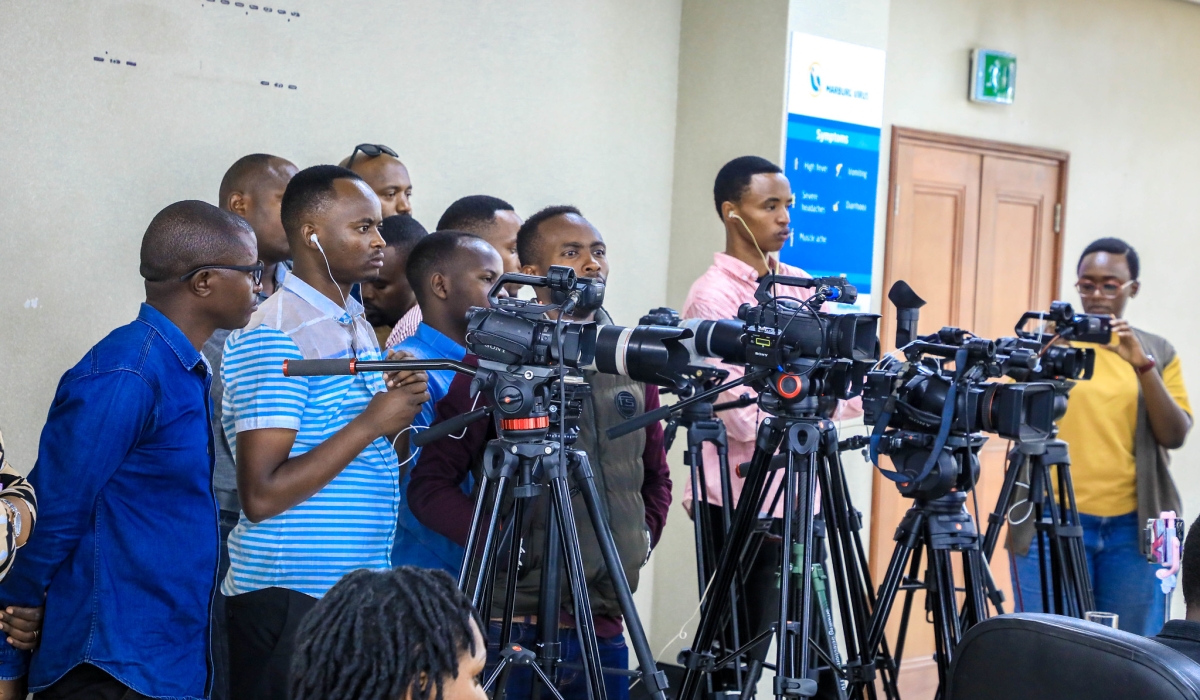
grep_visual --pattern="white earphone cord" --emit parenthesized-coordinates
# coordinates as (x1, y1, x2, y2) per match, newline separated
(730, 212, 778, 276)
(311, 234, 351, 311)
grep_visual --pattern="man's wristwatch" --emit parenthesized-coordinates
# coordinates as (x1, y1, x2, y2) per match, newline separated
(0, 498, 21, 543)
(1137, 355, 1157, 376)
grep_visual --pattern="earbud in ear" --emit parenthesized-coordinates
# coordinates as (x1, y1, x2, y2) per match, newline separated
(309, 233, 318, 243)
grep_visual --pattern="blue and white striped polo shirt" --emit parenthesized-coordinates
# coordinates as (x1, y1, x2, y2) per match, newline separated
(220, 272, 400, 598)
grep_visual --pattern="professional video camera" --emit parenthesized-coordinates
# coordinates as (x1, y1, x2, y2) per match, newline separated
(861, 281, 1066, 499)
(611, 276, 878, 442)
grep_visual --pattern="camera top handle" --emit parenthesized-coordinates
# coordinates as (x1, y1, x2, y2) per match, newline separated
(754, 273, 858, 306)
(487, 265, 603, 317)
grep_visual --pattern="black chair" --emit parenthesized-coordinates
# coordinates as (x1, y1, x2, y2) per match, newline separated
(947, 613, 1200, 700)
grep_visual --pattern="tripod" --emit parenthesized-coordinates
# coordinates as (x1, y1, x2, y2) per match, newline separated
(861, 436, 990, 698)
(458, 374, 669, 700)
(676, 400, 899, 700)
(668, 384, 763, 698)
(980, 436, 1094, 617)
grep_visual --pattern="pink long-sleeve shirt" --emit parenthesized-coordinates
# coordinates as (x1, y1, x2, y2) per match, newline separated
(681, 252, 862, 517)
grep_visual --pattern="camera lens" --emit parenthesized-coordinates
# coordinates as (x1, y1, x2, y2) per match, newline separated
(682, 318, 746, 365)
(588, 324, 694, 386)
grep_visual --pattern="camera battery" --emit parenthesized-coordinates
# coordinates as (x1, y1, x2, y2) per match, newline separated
(745, 326, 785, 367)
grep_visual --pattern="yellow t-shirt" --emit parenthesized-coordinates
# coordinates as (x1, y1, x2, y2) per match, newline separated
(1058, 342, 1191, 516)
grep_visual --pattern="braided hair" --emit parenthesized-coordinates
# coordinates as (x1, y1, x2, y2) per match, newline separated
(291, 566, 482, 700)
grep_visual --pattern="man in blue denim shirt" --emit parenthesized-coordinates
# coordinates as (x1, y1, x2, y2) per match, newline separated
(390, 231, 505, 573)
(0, 201, 263, 699)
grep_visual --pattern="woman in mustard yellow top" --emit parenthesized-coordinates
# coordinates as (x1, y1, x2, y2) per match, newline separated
(1013, 238, 1193, 636)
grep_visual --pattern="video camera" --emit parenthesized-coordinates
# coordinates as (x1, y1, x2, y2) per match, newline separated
(607, 275, 879, 439)
(862, 281, 1112, 500)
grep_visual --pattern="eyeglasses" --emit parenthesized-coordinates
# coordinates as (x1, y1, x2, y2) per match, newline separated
(178, 261, 265, 285)
(1075, 279, 1134, 298)
(346, 143, 398, 168)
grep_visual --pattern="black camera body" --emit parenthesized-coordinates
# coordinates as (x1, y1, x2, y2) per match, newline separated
(652, 275, 879, 412)
(464, 266, 696, 393)
(864, 283, 1114, 501)
(995, 301, 1112, 385)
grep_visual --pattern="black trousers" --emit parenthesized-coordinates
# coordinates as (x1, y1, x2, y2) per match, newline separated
(227, 586, 318, 700)
(210, 508, 240, 700)
(34, 663, 151, 700)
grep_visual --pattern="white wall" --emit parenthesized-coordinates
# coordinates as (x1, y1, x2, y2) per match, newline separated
(0, 0, 683, 480)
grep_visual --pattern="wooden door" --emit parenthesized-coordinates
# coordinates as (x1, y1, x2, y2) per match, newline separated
(870, 128, 1068, 698)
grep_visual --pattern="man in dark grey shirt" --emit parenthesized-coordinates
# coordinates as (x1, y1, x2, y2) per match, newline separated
(1155, 515, 1200, 665)
(200, 153, 297, 700)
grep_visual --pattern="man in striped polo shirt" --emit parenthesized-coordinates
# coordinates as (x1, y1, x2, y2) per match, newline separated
(220, 165, 429, 700)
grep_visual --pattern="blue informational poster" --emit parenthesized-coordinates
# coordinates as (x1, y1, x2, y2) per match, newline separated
(780, 114, 881, 294)
(778, 34, 886, 312)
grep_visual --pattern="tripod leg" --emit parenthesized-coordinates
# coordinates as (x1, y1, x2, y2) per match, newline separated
(570, 451, 669, 700)
(864, 509, 926, 659)
(473, 475, 513, 608)
(689, 448, 711, 597)
(548, 473, 608, 700)
(677, 419, 787, 700)
(773, 428, 821, 700)
(817, 433, 876, 693)
(498, 497, 529, 649)
(980, 448, 1026, 562)
(891, 544, 923, 669)
(481, 513, 518, 653)
(926, 548, 958, 695)
(462, 472, 495, 590)
(818, 436, 897, 700)
(1056, 453, 1095, 613)
(707, 434, 748, 694)
(536, 495, 564, 700)
(960, 549, 989, 630)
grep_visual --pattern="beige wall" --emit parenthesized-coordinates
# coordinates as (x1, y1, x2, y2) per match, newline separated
(884, 0, 1200, 545)
(0, 0, 683, 477)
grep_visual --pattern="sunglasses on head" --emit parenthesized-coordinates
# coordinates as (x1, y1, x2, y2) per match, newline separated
(347, 143, 398, 168)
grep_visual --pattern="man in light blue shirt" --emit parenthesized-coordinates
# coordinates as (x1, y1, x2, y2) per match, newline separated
(391, 231, 506, 572)
(221, 165, 429, 699)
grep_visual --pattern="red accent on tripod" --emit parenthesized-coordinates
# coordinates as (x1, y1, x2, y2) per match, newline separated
(500, 416, 550, 431)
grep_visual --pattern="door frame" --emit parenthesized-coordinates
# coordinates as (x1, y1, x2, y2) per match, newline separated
(883, 127, 1072, 311)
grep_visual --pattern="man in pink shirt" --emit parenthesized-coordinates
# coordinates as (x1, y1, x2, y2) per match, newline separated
(681, 156, 862, 671)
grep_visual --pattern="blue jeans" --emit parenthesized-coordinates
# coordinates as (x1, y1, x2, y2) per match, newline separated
(487, 622, 629, 700)
(1012, 511, 1165, 636)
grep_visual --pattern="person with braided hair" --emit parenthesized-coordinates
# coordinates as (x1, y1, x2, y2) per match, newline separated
(291, 566, 487, 700)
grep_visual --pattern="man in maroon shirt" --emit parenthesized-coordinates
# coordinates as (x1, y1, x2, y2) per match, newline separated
(409, 205, 672, 700)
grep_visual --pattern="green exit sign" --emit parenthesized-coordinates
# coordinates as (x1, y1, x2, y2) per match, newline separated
(970, 49, 1016, 104)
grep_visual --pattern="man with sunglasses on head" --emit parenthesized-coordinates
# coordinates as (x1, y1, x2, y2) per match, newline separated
(1010, 237, 1192, 636)
(0, 201, 262, 700)
(202, 153, 299, 700)
(220, 165, 429, 700)
(341, 143, 413, 218)
(342, 143, 419, 333)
